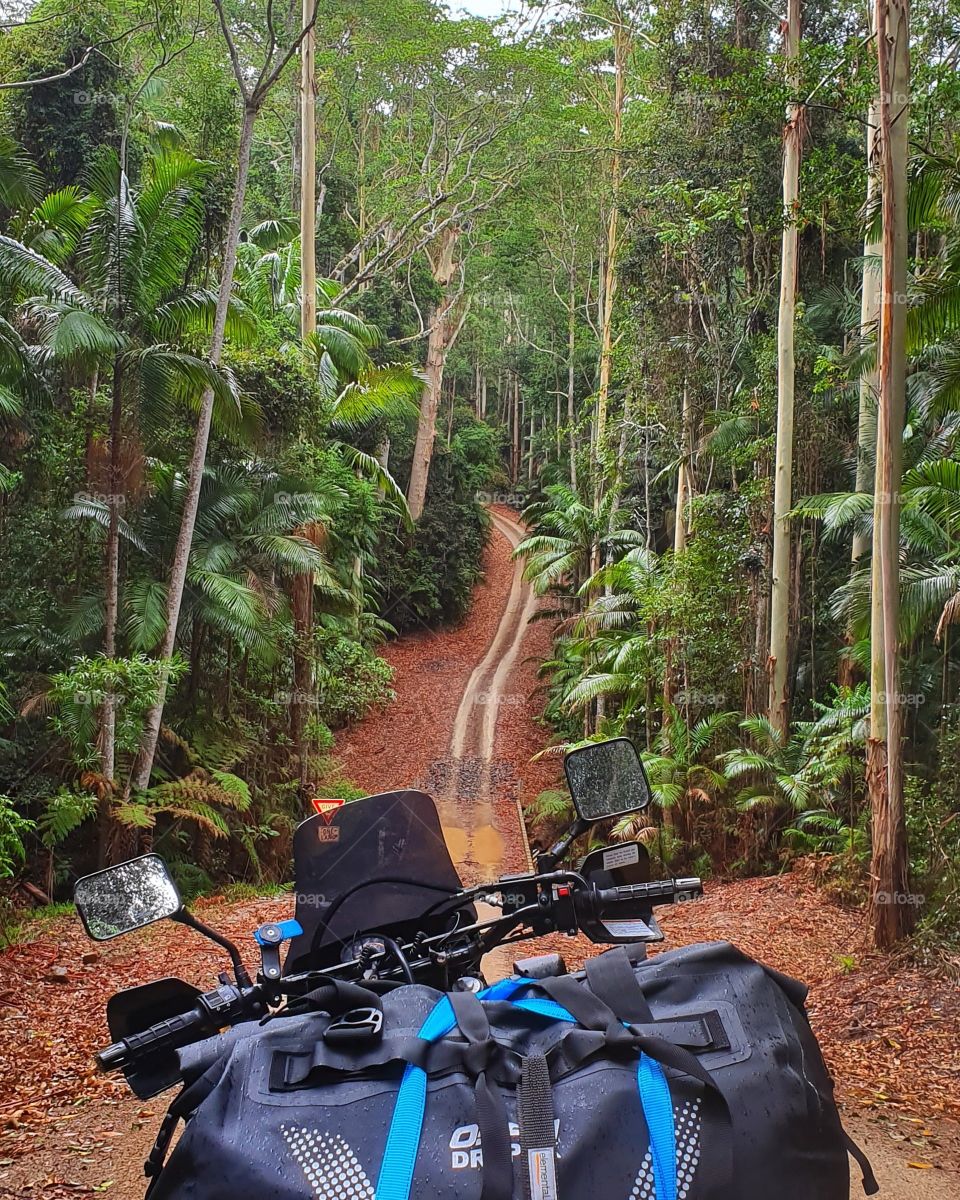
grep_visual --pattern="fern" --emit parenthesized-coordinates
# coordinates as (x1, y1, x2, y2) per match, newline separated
(145, 770, 249, 837)
(113, 801, 156, 830)
(160, 802, 230, 838)
(529, 789, 573, 822)
(38, 789, 97, 847)
(210, 770, 252, 810)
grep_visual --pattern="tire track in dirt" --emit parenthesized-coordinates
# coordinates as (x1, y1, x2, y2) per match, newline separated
(436, 509, 538, 883)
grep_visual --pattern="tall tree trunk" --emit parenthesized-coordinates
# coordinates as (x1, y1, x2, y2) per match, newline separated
(512, 375, 521, 484)
(768, 0, 802, 738)
(674, 293, 694, 553)
(407, 226, 459, 521)
(300, 0, 317, 341)
(868, 0, 913, 949)
(127, 103, 259, 797)
(843, 81, 882, 687)
(101, 356, 123, 781)
(97, 356, 122, 864)
(290, 5, 318, 793)
(567, 266, 578, 491)
(595, 10, 629, 475)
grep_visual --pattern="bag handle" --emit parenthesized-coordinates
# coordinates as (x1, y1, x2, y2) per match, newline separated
(585, 946, 655, 1022)
(495, 973, 736, 1200)
(376, 991, 514, 1200)
(448, 990, 515, 1200)
(143, 1059, 224, 1195)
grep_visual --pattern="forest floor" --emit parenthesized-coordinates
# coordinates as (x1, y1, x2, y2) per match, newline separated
(0, 506, 958, 1197)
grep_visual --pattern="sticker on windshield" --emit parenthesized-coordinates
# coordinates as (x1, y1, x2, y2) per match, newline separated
(312, 798, 345, 825)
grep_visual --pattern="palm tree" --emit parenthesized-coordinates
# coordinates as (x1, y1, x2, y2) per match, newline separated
(515, 483, 647, 603)
(629, 704, 735, 846)
(559, 547, 660, 731)
(719, 715, 821, 815)
(0, 147, 243, 799)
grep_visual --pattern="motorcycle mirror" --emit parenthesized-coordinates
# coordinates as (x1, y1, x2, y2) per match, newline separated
(74, 854, 182, 941)
(564, 737, 651, 822)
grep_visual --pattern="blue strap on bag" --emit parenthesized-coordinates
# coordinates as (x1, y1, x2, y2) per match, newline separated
(376, 980, 678, 1200)
(375, 997, 458, 1200)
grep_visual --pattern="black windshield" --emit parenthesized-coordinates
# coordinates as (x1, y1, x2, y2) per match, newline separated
(283, 789, 467, 973)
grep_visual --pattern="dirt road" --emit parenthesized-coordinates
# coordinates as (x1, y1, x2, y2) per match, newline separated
(436, 509, 537, 880)
(1, 509, 957, 1197)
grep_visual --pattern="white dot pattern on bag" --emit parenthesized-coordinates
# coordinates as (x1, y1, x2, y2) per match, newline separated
(630, 1100, 702, 1200)
(281, 1125, 375, 1199)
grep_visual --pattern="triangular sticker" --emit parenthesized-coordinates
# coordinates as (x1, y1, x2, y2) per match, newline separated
(311, 797, 345, 825)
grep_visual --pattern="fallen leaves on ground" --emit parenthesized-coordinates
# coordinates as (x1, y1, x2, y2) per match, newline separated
(2, 506, 959, 1189)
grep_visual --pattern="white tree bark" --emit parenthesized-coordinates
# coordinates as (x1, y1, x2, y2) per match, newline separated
(868, 0, 912, 948)
(407, 226, 459, 521)
(768, 0, 802, 738)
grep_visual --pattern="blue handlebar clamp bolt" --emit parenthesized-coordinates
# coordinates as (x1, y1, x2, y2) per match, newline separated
(254, 919, 303, 980)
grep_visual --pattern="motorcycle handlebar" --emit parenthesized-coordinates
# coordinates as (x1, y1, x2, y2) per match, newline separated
(95, 874, 702, 1075)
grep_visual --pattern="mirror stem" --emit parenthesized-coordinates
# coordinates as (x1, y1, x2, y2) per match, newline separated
(173, 910, 253, 989)
(537, 816, 590, 873)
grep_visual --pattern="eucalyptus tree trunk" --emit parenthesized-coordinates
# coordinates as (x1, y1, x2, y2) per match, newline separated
(852, 112, 881, 569)
(595, 14, 628, 459)
(512, 375, 521, 484)
(100, 356, 123, 787)
(674, 293, 694, 554)
(868, 0, 913, 949)
(97, 356, 123, 864)
(768, 0, 802, 739)
(291, 4, 318, 794)
(300, 0, 317, 342)
(407, 225, 459, 521)
(567, 266, 578, 490)
(842, 89, 882, 688)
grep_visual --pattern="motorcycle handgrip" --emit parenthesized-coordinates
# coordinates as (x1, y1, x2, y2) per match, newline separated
(595, 877, 703, 907)
(96, 1005, 217, 1072)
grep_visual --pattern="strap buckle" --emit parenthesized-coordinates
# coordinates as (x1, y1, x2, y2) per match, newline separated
(324, 1006, 384, 1045)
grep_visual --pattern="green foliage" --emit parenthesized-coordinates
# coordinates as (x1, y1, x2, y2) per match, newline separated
(378, 438, 491, 630)
(0, 794, 34, 880)
(314, 632, 394, 729)
(47, 655, 187, 771)
(906, 723, 960, 954)
(37, 788, 97, 848)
